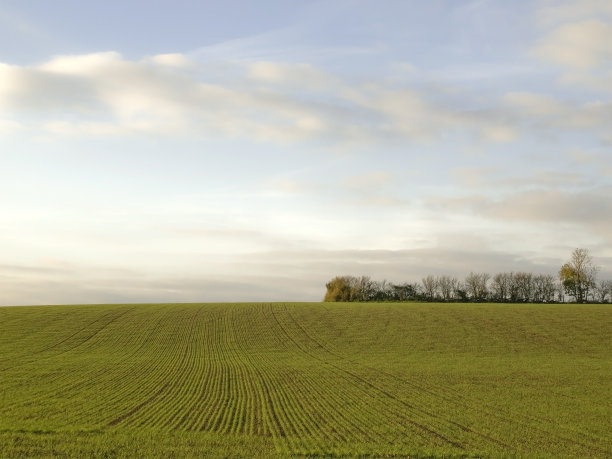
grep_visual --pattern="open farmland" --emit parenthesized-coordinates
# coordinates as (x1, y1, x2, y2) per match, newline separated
(0, 302, 610, 457)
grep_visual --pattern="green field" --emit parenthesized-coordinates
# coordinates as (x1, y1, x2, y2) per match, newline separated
(0, 302, 610, 457)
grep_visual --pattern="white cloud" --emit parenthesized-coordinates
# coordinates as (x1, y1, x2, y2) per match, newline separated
(294, 115, 325, 132)
(1, 50, 610, 160)
(247, 61, 338, 91)
(41, 120, 127, 137)
(505, 92, 568, 116)
(359, 196, 409, 207)
(429, 187, 612, 229)
(487, 189, 612, 224)
(559, 70, 612, 93)
(537, 0, 612, 26)
(532, 4, 612, 94)
(452, 167, 501, 188)
(0, 63, 24, 102)
(39, 51, 123, 75)
(568, 148, 601, 164)
(0, 118, 21, 134)
(147, 53, 192, 68)
(505, 91, 612, 131)
(342, 172, 392, 190)
(2, 54, 348, 144)
(480, 125, 519, 142)
(342, 85, 519, 144)
(533, 19, 612, 69)
(0, 52, 529, 147)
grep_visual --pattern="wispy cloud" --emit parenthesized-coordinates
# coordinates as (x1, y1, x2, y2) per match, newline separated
(533, 19, 612, 69)
(428, 186, 612, 228)
(532, 2, 612, 95)
(0, 52, 528, 145)
(0, 118, 22, 134)
(341, 172, 392, 191)
(536, 0, 612, 26)
(3, 48, 610, 148)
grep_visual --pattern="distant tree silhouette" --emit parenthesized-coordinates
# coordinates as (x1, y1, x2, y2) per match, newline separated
(323, 248, 609, 303)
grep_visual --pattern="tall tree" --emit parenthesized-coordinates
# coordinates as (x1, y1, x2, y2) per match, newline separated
(464, 272, 490, 301)
(421, 275, 438, 301)
(390, 283, 418, 301)
(559, 248, 598, 303)
(594, 280, 612, 303)
(514, 272, 534, 302)
(533, 274, 557, 303)
(491, 272, 511, 302)
(437, 275, 457, 301)
(324, 276, 356, 302)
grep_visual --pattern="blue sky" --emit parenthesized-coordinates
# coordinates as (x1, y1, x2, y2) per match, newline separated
(1, 0, 611, 304)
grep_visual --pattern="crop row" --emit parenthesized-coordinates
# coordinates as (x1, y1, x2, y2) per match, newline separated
(0, 302, 609, 456)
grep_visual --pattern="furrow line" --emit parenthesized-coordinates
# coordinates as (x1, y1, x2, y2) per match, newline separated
(282, 304, 509, 449)
(214, 311, 242, 435)
(106, 306, 204, 428)
(190, 315, 224, 431)
(135, 305, 205, 429)
(287, 305, 606, 453)
(171, 311, 219, 431)
(158, 306, 205, 424)
(204, 313, 234, 434)
(273, 306, 436, 450)
(270, 304, 465, 449)
(0, 307, 157, 413)
(255, 306, 386, 445)
(100, 312, 189, 427)
(159, 306, 212, 430)
(0, 309, 125, 371)
(196, 315, 231, 432)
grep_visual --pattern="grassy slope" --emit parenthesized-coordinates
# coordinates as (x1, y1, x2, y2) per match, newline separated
(0, 302, 610, 457)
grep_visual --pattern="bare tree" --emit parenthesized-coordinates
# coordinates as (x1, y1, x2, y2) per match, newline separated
(559, 248, 598, 303)
(533, 274, 557, 303)
(355, 276, 376, 301)
(594, 280, 612, 303)
(421, 275, 438, 301)
(513, 272, 533, 302)
(555, 282, 565, 303)
(491, 272, 511, 302)
(464, 272, 490, 301)
(390, 283, 418, 301)
(450, 277, 462, 301)
(437, 275, 457, 301)
(507, 272, 520, 302)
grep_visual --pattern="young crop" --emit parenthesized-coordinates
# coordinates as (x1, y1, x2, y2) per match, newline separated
(0, 302, 609, 457)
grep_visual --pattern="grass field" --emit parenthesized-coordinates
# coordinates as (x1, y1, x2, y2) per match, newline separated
(0, 302, 610, 457)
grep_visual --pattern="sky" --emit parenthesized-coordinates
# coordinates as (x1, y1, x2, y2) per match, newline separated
(1, 0, 611, 305)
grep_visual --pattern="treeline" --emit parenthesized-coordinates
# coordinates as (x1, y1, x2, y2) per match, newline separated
(324, 249, 612, 304)
(324, 272, 612, 303)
